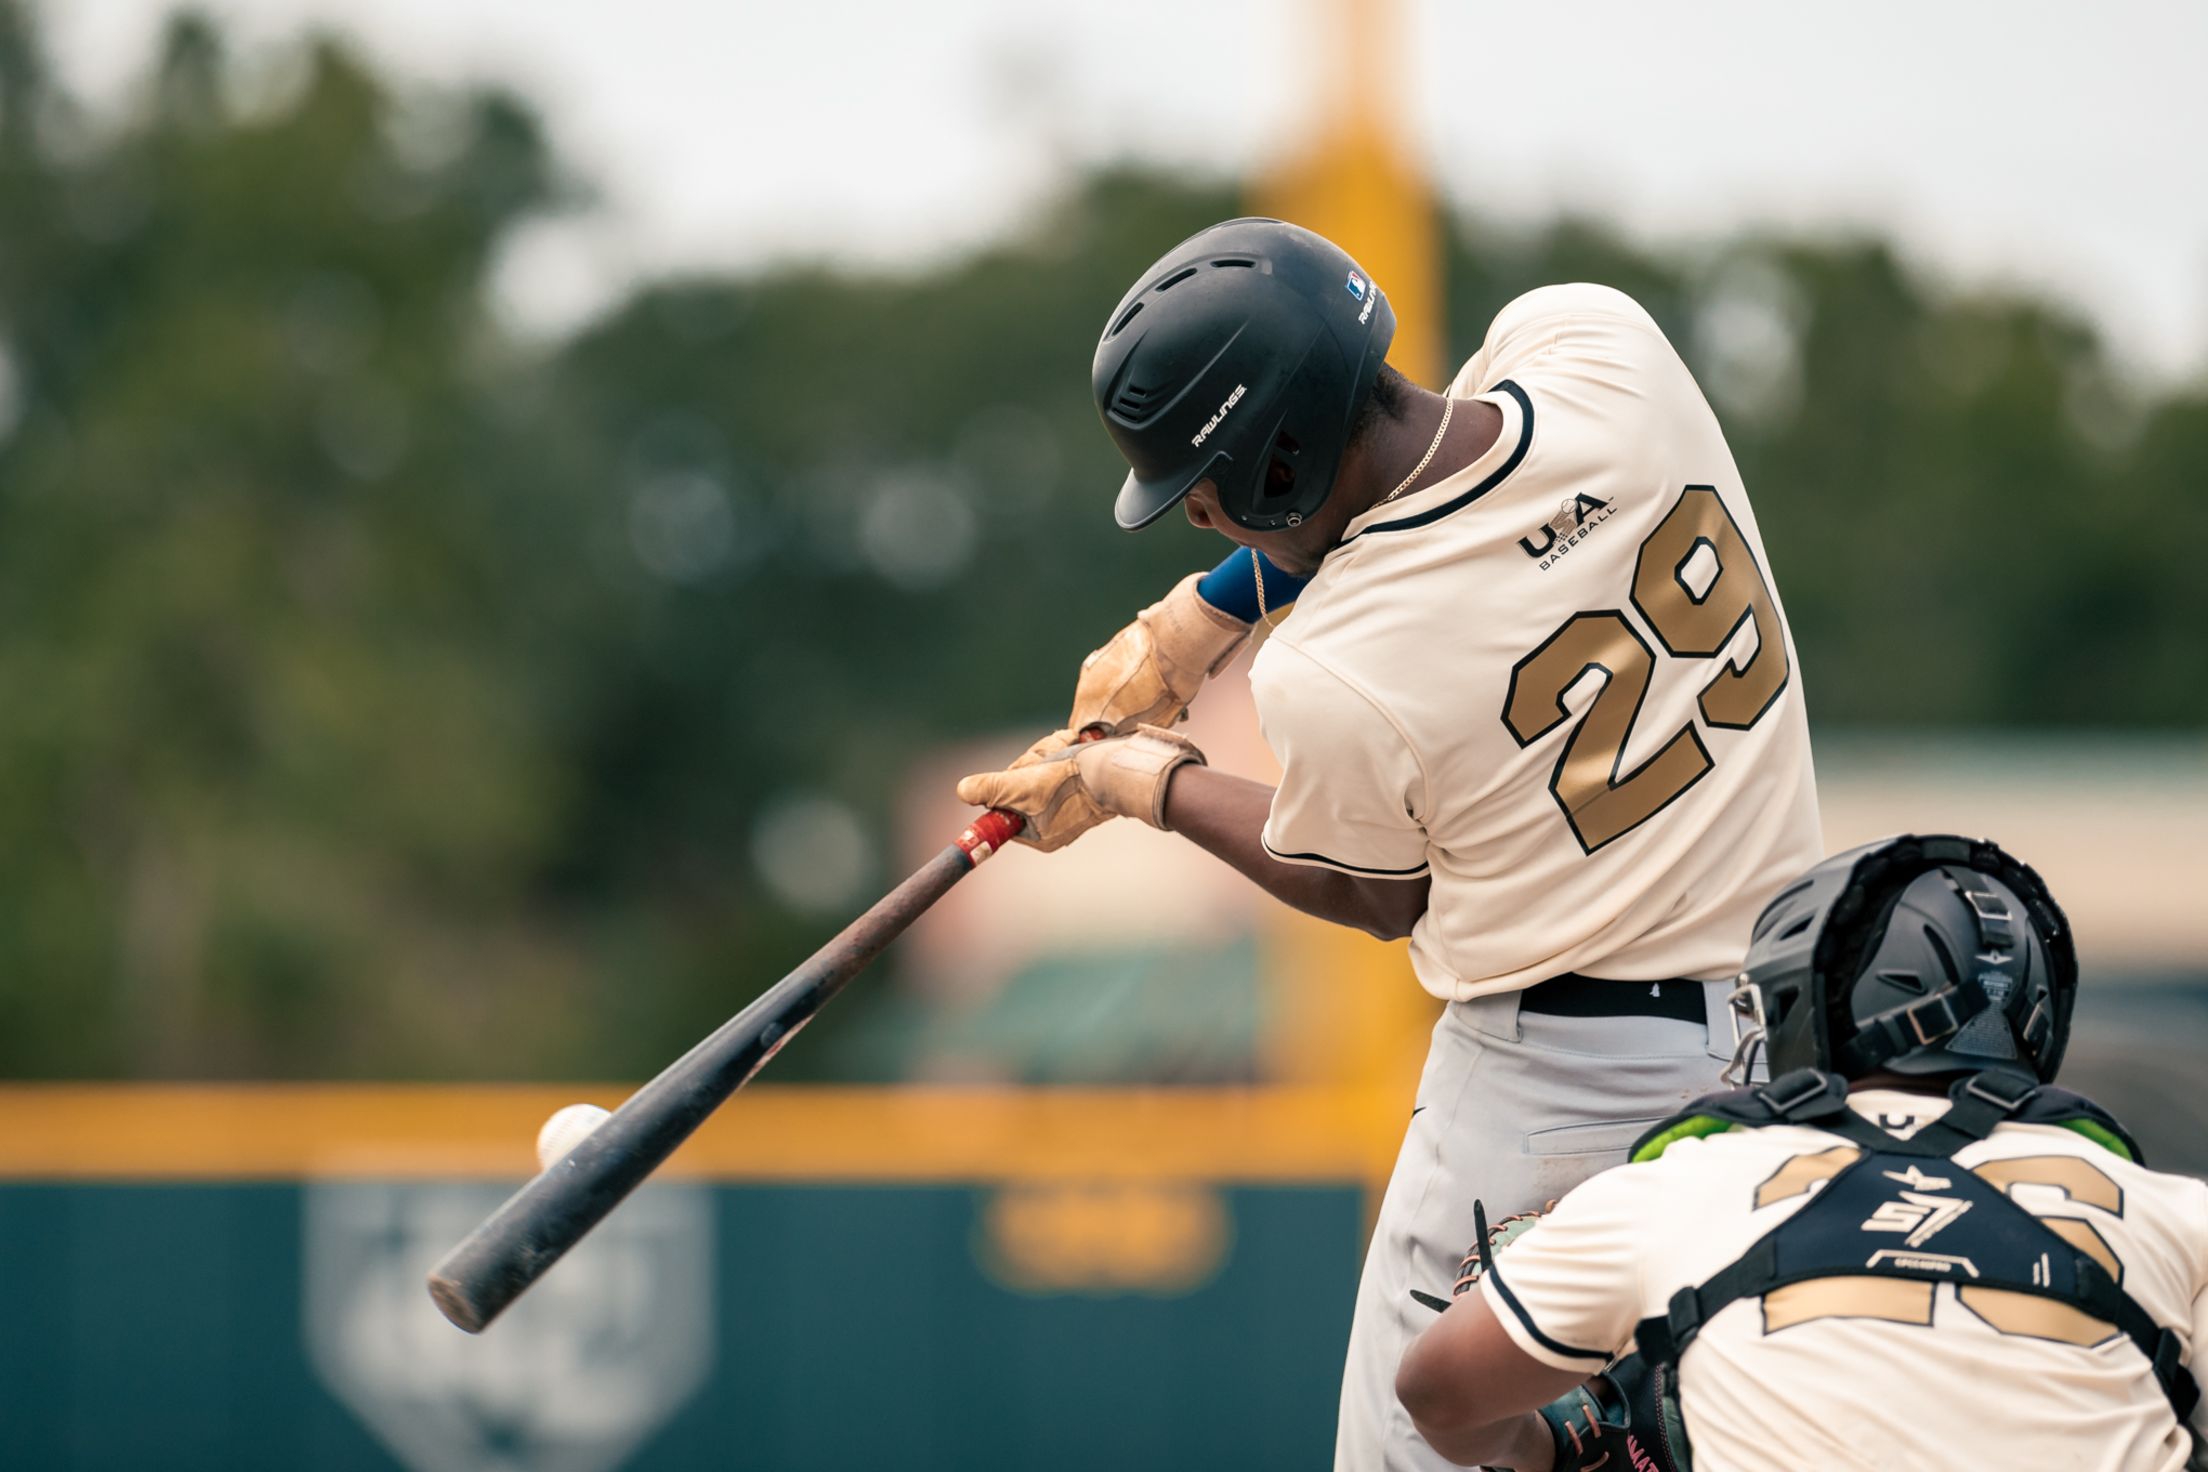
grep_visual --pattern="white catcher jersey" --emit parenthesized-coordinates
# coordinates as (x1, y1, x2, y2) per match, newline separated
(1482, 1089, 2208, 1472)
(1251, 283, 1822, 1000)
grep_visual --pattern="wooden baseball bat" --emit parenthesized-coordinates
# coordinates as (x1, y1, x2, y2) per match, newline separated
(426, 806, 1028, 1333)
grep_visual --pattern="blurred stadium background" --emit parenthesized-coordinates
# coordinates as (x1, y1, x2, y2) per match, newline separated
(1, 0, 2203, 1467)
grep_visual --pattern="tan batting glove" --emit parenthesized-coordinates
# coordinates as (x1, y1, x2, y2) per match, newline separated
(953, 726, 1206, 853)
(1069, 573, 1251, 736)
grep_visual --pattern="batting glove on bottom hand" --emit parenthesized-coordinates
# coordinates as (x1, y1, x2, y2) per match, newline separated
(954, 725, 1206, 853)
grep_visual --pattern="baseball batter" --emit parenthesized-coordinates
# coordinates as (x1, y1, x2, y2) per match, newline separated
(956, 218, 1822, 1469)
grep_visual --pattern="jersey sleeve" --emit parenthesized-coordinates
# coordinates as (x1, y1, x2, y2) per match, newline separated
(1250, 638, 1429, 878)
(1449, 282, 1666, 397)
(1195, 547, 1310, 623)
(1476, 1164, 1654, 1373)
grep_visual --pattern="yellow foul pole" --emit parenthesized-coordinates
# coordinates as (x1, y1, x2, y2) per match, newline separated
(1252, 0, 1441, 386)
(1248, 0, 1443, 1120)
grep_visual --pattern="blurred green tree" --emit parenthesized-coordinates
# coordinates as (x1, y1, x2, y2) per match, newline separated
(0, 3, 2196, 1079)
(0, 7, 606, 1075)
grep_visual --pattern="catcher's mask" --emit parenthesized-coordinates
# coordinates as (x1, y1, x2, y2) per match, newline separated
(1092, 217, 1396, 534)
(1723, 834, 2077, 1086)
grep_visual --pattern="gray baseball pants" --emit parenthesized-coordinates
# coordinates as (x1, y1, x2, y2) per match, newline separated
(1333, 981, 1742, 1471)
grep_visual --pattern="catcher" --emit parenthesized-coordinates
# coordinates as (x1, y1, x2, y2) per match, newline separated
(1395, 835, 2208, 1471)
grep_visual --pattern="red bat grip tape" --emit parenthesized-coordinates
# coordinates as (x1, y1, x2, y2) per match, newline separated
(957, 808, 1025, 864)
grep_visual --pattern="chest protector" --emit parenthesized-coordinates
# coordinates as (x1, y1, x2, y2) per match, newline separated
(1625, 1067, 2198, 1471)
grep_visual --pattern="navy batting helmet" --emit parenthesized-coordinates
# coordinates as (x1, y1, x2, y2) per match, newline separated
(1092, 218, 1396, 533)
(1727, 835, 2078, 1084)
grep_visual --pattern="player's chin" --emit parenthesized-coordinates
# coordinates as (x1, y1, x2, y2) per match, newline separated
(1244, 539, 1317, 577)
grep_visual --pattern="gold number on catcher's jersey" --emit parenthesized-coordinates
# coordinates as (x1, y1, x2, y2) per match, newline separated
(1958, 1156, 2127, 1347)
(1503, 485, 1790, 853)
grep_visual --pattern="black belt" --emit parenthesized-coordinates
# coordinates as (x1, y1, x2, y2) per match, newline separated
(1518, 972, 1708, 1024)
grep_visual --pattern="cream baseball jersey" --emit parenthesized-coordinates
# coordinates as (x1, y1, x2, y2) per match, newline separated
(1250, 283, 1822, 1001)
(1481, 1089, 2208, 1472)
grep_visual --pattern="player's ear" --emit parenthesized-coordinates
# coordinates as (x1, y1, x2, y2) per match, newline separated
(1182, 479, 1223, 530)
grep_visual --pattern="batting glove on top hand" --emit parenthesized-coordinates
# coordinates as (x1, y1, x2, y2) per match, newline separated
(1068, 573, 1250, 736)
(954, 726, 1206, 853)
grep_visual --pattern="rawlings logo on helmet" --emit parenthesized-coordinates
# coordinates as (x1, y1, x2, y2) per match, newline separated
(1190, 383, 1246, 448)
(1096, 218, 1398, 532)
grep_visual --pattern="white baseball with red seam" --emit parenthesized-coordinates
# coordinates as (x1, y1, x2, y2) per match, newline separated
(535, 1103, 612, 1171)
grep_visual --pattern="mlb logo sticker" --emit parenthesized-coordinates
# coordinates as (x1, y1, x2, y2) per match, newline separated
(1345, 272, 1367, 301)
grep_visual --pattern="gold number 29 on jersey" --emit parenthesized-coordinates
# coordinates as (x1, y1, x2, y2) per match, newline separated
(1502, 485, 1790, 853)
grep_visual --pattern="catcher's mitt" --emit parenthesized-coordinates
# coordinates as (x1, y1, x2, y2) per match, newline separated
(1539, 1355, 1688, 1472)
(1453, 1198, 1553, 1296)
(1404, 1200, 1689, 1472)
(1409, 1198, 1555, 1315)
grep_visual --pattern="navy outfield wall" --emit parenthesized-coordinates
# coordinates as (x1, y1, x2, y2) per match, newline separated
(0, 1086, 1383, 1471)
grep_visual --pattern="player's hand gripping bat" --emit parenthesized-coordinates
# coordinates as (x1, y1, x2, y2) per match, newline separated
(425, 804, 1029, 1333)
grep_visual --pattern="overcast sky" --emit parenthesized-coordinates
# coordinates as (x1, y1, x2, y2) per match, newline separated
(47, 0, 2208, 381)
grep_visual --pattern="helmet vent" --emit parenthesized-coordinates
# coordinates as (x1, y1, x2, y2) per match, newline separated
(1778, 914, 1815, 940)
(1876, 968, 1929, 995)
(1109, 300, 1145, 337)
(1113, 381, 1162, 424)
(1211, 257, 1256, 268)
(1155, 267, 1199, 292)
(1753, 880, 1816, 939)
(1921, 926, 1962, 985)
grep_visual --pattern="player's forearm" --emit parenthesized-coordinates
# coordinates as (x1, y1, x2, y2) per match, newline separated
(1398, 1294, 1591, 1469)
(1161, 766, 1428, 940)
(1406, 1408, 1554, 1471)
(1194, 547, 1310, 622)
(1397, 1323, 1554, 1468)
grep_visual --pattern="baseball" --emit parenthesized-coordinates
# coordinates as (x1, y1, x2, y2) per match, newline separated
(535, 1103, 612, 1171)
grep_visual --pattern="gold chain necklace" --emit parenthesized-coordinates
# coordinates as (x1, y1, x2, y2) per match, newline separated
(1378, 397, 1454, 506)
(1254, 398, 1454, 621)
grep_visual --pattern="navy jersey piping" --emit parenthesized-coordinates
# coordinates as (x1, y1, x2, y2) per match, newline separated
(1486, 1261, 1613, 1366)
(1338, 378, 1534, 548)
(1259, 837, 1430, 878)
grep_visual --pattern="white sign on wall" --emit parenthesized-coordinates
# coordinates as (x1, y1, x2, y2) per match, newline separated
(305, 1181, 714, 1472)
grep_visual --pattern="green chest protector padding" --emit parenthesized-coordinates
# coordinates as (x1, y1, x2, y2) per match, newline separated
(1622, 1068, 2196, 1471)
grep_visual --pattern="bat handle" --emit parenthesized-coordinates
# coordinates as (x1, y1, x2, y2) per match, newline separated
(957, 808, 1025, 865)
(955, 725, 1109, 864)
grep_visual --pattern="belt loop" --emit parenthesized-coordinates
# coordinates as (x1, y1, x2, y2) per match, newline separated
(1461, 987, 1524, 1042)
(1702, 977, 1738, 1064)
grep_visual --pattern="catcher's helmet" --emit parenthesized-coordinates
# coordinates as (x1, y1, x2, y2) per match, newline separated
(1093, 218, 1397, 533)
(1727, 835, 2078, 1085)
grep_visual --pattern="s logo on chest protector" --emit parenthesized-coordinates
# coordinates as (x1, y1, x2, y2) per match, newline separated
(1861, 1166, 1973, 1249)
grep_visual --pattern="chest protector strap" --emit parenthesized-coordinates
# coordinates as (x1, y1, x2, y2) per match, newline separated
(1630, 1068, 2197, 1449)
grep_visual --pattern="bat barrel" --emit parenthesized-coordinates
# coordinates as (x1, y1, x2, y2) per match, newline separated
(426, 819, 1018, 1333)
